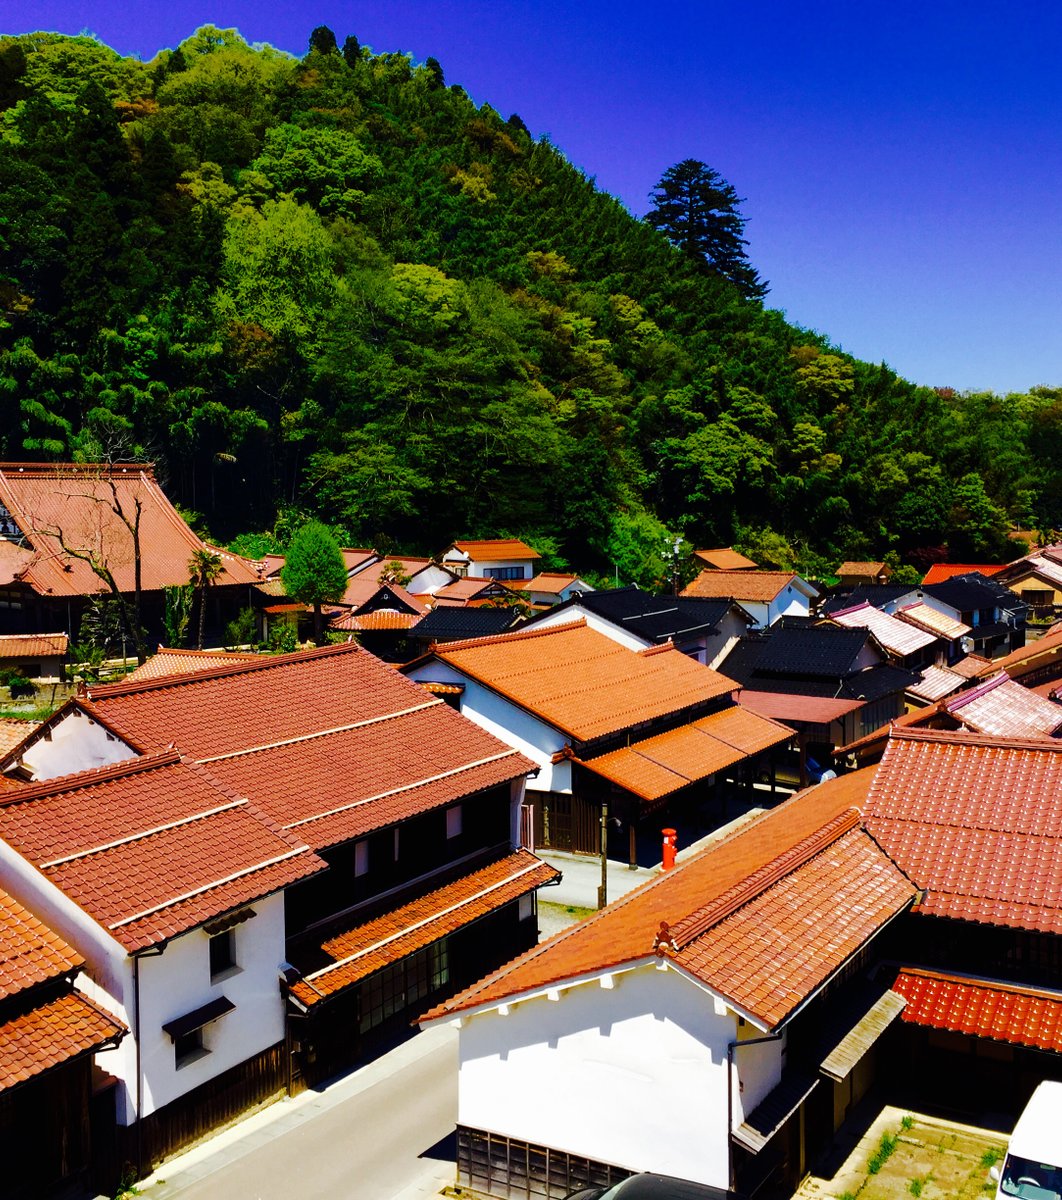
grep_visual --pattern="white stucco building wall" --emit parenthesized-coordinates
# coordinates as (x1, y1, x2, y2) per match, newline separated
(12, 706, 136, 780)
(452, 961, 784, 1191)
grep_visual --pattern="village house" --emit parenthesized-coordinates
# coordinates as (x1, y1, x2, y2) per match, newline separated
(423, 727, 1062, 1199)
(429, 576, 524, 608)
(994, 543, 1062, 624)
(693, 547, 758, 571)
(836, 561, 892, 588)
(404, 621, 793, 861)
(681, 569, 819, 628)
(828, 600, 941, 672)
(0, 886, 126, 1199)
(0, 644, 555, 1174)
(0, 632, 67, 681)
(515, 572, 594, 608)
(720, 621, 919, 777)
(0, 462, 260, 645)
(920, 562, 1005, 585)
(347, 554, 459, 596)
(523, 585, 755, 667)
(408, 606, 524, 658)
(441, 538, 541, 582)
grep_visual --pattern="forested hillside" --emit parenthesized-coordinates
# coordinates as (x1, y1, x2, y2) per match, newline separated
(0, 26, 1058, 583)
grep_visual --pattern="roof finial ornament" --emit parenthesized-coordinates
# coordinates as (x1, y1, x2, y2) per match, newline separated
(654, 920, 677, 954)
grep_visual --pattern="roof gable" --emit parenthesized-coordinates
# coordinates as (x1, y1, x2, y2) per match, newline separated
(445, 539, 540, 562)
(420, 620, 736, 742)
(682, 569, 815, 603)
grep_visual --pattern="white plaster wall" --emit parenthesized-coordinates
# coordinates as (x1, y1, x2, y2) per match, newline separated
(135, 893, 287, 1119)
(527, 606, 649, 652)
(853, 642, 883, 671)
(407, 565, 456, 595)
(17, 707, 136, 780)
(406, 664, 569, 791)
(732, 1023, 786, 1120)
(456, 965, 742, 1189)
(770, 589, 812, 624)
(471, 557, 534, 579)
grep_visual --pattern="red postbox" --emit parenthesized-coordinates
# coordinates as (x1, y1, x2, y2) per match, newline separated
(662, 827, 678, 871)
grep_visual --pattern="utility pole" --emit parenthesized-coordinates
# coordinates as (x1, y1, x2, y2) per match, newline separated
(597, 800, 608, 910)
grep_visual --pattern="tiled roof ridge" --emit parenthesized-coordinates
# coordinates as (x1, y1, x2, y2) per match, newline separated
(663, 808, 863, 952)
(889, 726, 1062, 753)
(946, 671, 1009, 712)
(0, 747, 181, 806)
(85, 641, 360, 699)
(637, 641, 677, 657)
(436, 617, 587, 655)
(830, 601, 874, 619)
(0, 461, 157, 476)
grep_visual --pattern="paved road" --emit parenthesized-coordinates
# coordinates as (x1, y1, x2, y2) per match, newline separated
(140, 1025, 458, 1200)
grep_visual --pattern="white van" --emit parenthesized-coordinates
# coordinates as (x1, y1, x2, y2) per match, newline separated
(994, 1080, 1062, 1200)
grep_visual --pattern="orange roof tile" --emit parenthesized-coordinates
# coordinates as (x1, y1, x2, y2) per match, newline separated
(0, 718, 38, 759)
(682, 570, 811, 603)
(430, 577, 515, 606)
(426, 621, 736, 743)
(950, 654, 992, 679)
(0, 990, 125, 1091)
(290, 850, 559, 1006)
(735, 691, 863, 723)
(125, 647, 260, 682)
(0, 888, 82, 1002)
(517, 573, 584, 593)
(447, 539, 540, 562)
(578, 706, 793, 801)
(328, 609, 422, 632)
(865, 729, 1062, 934)
(837, 562, 889, 578)
(894, 968, 1062, 1054)
(921, 563, 1005, 585)
(423, 768, 882, 1026)
(694, 548, 758, 571)
(0, 463, 259, 596)
(0, 633, 68, 660)
(338, 574, 426, 613)
(0, 751, 327, 951)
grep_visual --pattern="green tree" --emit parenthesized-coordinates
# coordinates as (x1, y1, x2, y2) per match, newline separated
(163, 583, 193, 647)
(645, 159, 767, 300)
(308, 26, 339, 56)
(281, 520, 348, 644)
(188, 546, 223, 649)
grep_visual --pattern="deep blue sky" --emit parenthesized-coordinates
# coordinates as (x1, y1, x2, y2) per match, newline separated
(10, 1, 1062, 394)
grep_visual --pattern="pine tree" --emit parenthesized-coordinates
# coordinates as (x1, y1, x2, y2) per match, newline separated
(645, 159, 768, 301)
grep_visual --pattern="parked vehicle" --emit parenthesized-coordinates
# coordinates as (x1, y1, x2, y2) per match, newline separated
(565, 1173, 730, 1200)
(992, 1080, 1062, 1199)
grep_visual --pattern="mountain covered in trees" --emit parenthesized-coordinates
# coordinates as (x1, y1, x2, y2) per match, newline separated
(0, 26, 1059, 585)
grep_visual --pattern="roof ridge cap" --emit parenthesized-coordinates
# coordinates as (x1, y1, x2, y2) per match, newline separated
(667, 808, 863, 951)
(87, 642, 360, 699)
(890, 726, 1062, 752)
(946, 671, 1010, 710)
(897, 965, 1062, 1002)
(0, 747, 181, 805)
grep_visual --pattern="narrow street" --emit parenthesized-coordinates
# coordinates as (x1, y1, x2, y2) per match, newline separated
(139, 1025, 458, 1200)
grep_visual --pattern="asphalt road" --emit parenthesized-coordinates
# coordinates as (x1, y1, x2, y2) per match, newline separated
(142, 1025, 458, 1200)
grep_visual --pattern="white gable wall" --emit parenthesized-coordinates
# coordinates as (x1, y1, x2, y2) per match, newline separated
(406, 564, 457, 595)
(528, 606, 649, 652)
(14, 706, 136, 780)
(406, 662, 570, 792)
(455, 963, 782, 1189)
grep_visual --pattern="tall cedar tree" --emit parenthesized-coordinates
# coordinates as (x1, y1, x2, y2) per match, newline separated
(281, 521, 348, 644)
(645, 159, 768, 301)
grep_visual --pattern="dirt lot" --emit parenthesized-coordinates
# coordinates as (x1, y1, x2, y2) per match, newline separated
(797, 1105, 1006, 1200)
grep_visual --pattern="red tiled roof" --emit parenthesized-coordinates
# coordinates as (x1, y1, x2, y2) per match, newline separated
(577, 706, 792, 801)
(430, 577, 515, 606)
(921, 564, 1005, 585)
(0, 718, 38, 759)
(946, 672, 1062, 739)
(446, 539, 540, 562)
(125, 647, 260, 682)
(338, 574, 426, 614)
(0, 990, 125, 1090)
(905, 665, 967, 703)
(682, 570, 811, 603)
(0, 634, 68, 660)
(0, 888, 82, 1002)
(329, 610, 422, 632)
(864, 729, 1062, 934)
(425, 621, 736, 743)
(950, 654, 992, 679)
(894, 968, 1062, 1054)
(0, 751, 327, 951)
(735, 691, 863, 724)
(423, 768, 883, 1026)
(517, 573, 584, 594)
(201, 705, 531, 851)
(290, 851, 559, 1006)
(341, 548, 378, 573)
(694, 548, 758, 571)
(0, 463, 259, 596)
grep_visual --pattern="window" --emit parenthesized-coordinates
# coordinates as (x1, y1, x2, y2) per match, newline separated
(358, 943, 450, 1033)
(355, 839, 369, 876)
(484, 566, 525, 580)
(518, 894, 534, 922)
(446, 805, 462, 839)
(174, 1027, 206, 1068)
(163, 995, 234, 1069)
(209, 929, 237, 980)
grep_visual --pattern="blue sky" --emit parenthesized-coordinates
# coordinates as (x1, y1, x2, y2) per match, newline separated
(9, 1, 1062, 394)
